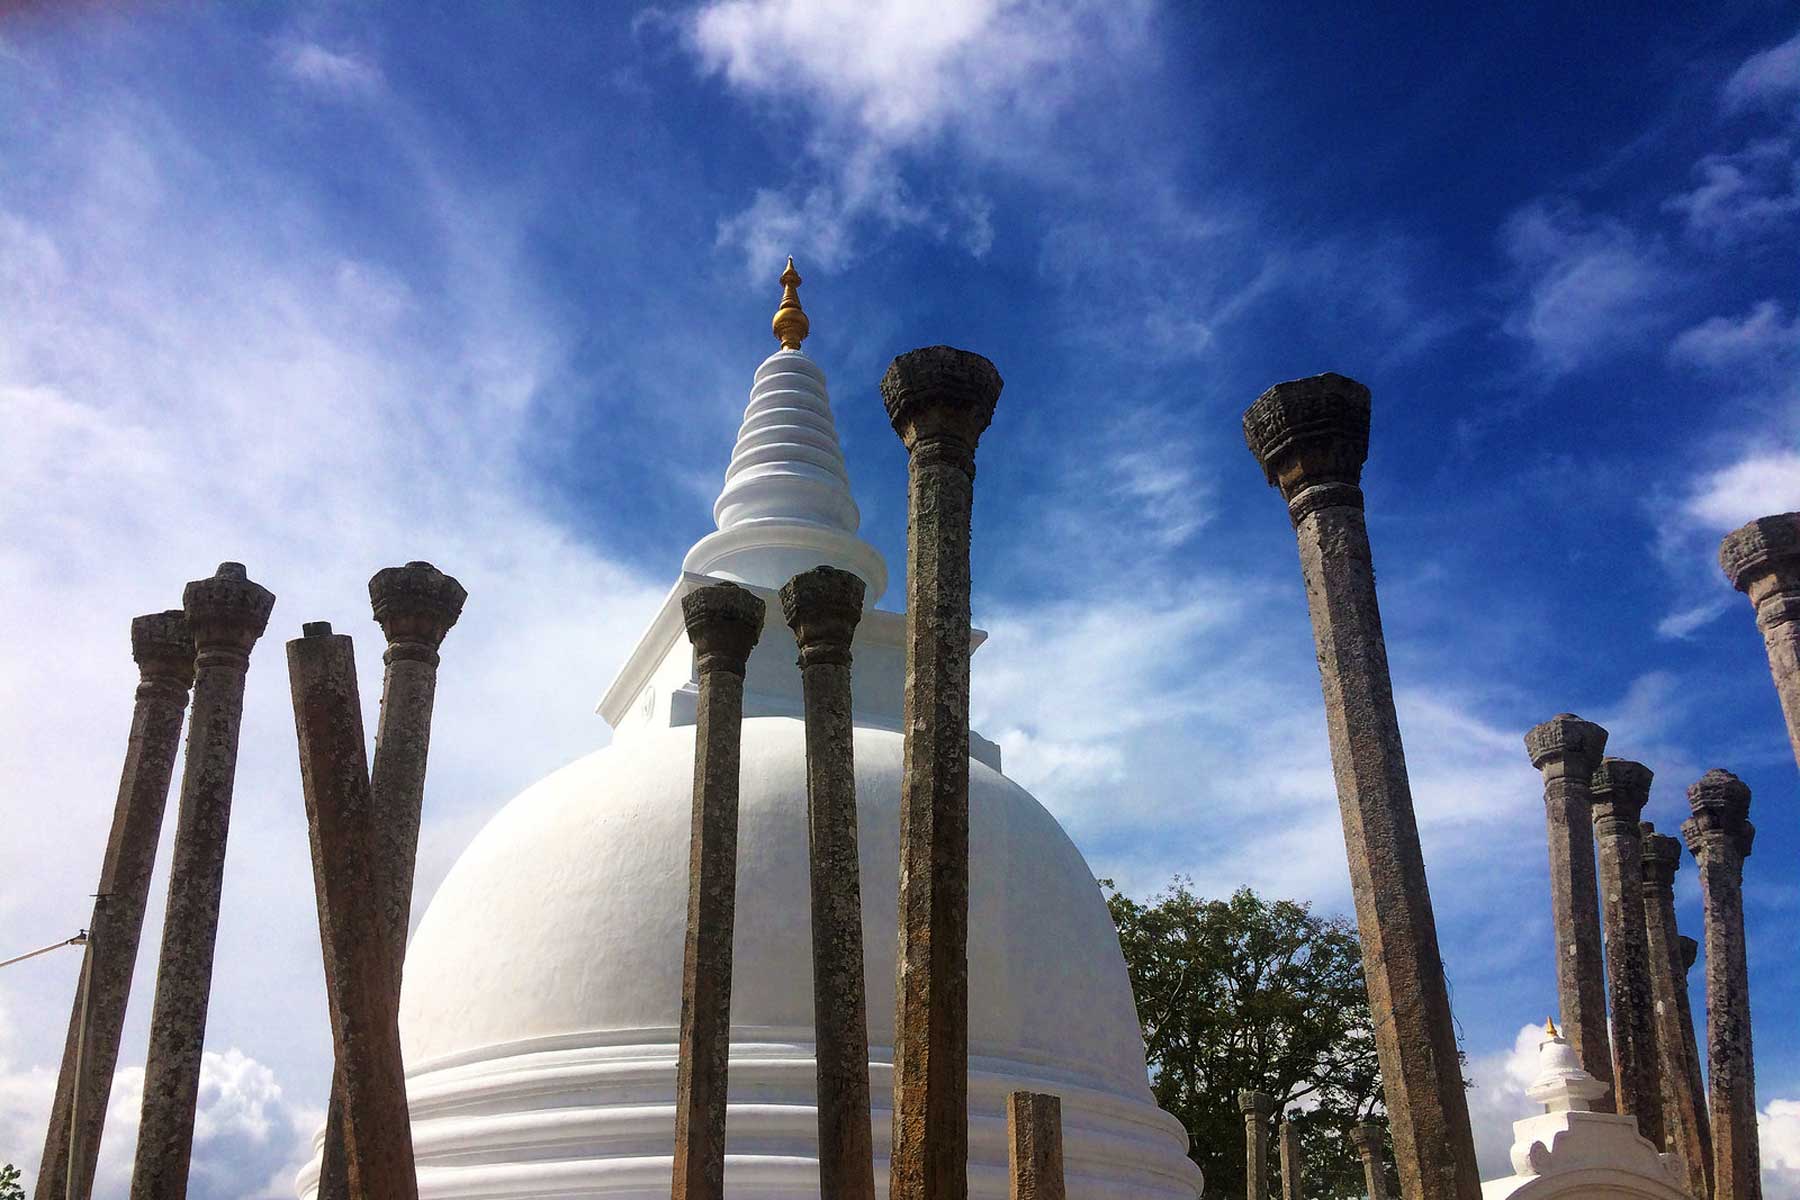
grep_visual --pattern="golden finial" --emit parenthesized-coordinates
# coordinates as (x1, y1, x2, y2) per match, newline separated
(1545, 1016, 1560, 1038)
(772, 255, 809, 350)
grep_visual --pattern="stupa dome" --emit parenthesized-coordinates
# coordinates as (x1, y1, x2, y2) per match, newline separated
(298, 274, 1201, 1199)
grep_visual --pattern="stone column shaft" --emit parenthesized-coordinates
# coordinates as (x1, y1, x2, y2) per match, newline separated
(315, 563, 465, 1200)
(1240, 1090, 1275, 1200)
(130, 564, 273, 1200)
(781, 566, 875, 1200)
(1350, 1122, 1387, 1200)
(1720, 514, 1800, 771)
(37, 613, 194, 1200)
(1589, 759, 1664, 1147)
(1005, 1092, 1065, 1200)
(288, 624, 419, 1200)
(1243, 374, 1479, 1200)
(1678, 935, 1712, 1180)
(882, 346, 1002, 1200)
(1642, 827, 1713, 1198)
(1684, 770, 1761, 1200)
(1523, 715, 1614, 1110)
(671, 582, 764, 1200)
(1278, 1119, 1304, 1200)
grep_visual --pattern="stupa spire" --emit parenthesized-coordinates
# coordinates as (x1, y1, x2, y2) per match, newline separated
(680, 260, 887, 604)
(773, 256, 809, 350)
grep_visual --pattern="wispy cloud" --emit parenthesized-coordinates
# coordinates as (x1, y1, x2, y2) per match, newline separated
(1671, 299, 1800, 371)
(1724, 29, 1800, 114)
(273, 39, 384, 98)
(1665, 139, 1800, 245)
(1500, 199, 1670, 376)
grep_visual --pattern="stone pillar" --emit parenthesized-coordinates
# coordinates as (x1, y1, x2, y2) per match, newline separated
(1240, 1090, 1275, 1200)
(1005, 1092, 1065, 1200)
(1683, 770, 1761, 1200)
(1279, 1119, 1304, 1200)
(1589, 758, 1664, 1148)
(1242, 374, 1479, 1200)
(288, 623, 419, 1200)
(780, 565, 875, 1200)
(314, 562, 466, 1200)
(1642, 826, 1713, 1197)
(37, 613, 194, 1200)
(1719, 514, 1800, 770)
(881, 346, 1002, 1200)
(1523, 714, 1615, 1111)
(671, 581, 764, 1200)
(1678, 934, 1711, 1178)
(1349, 1122, 1388, 1200)
(129, 563, 273, 1200)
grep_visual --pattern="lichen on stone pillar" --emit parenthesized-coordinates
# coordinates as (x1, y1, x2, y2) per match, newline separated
(1641, 825, 1713, 1199)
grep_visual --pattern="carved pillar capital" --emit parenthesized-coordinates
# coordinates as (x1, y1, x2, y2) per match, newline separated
(1640, 827, 1683, 897)
(1238, 1089, 1277, 1119)
(879, 345, 1002, 474)
(181, 562, 274, 666)
(682, 581, 765, 676)
(1525, 714, 1609, 779)
(1590, 757, 1653, 835)
(1721, 513, 1800, 628)
(1242, 372, 1371, 523)
(1682, 769, 1755, 864)
(779, 564, 865, 669)
(1350, 1122, 1385, 1155)
(369, 561, 467, 665)
(131, 609, 196, 695)
(1679, 935, 1698, 974)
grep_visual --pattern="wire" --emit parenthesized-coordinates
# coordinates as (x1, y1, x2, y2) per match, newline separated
(0, 931, 87, 970)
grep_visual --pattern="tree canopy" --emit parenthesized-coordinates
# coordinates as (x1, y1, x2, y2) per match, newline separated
(1104, 880, 1394, 1200)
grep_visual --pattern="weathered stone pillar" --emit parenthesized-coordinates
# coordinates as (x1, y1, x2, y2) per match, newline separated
(1589, 758, 1665, 1148)
(671, 581, 764, 1200)
(314, 562, 466, 1200)
(1350, 1122, 1388, 1200)
(1719, 514, 1800, 770)
(1683, 770, 1761, 1200)
(1240, 1090, 1275, 1200)
(1523, 714, 1615, 1110)
(881, 345, 1002, 1200)
(130, 563, 273, 1200)
(1678, 933, 1710, 1175)
(1005, 1092, 1065, 1200)
(37, 613, 194, 1200)
(1242, 374, 1479, 1200)
(1279, 1119, 1304, 1200)
(288, 623, 419, 1200)
(780, 565, 875, 1200)
(1643, 826, 1713, 1196)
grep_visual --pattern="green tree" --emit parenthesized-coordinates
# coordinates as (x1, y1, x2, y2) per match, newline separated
(0, 1163, 24, 1200)
(1105, 880, 1395, 1200)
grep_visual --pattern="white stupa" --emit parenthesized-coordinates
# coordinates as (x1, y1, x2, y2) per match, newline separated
(299, 263, 1203, 1199)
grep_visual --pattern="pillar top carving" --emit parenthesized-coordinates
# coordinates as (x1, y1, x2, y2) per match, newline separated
(1719, 512, 1800, 592)
(131, 609, 196, 685)
(1678, 935, 1698, 972)
(370, 560, 468, 651)
(1682, 769, 1754, 860)
(1237, 1089, 1276, 1118)
(1640, 828, 1683, 892)
(1589, 757, 1652, 823)
(1349, 1122, 1384, 1152)
(879, 345, 1003, 457)
(779, 564, 865, 665)
(1242, 372, 1371, 502)
(181, 562, 274, 654)
(1524, 713, 1609, 774)
(681, 580, 765, 673)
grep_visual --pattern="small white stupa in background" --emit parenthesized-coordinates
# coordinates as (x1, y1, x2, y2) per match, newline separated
(298, 262, 1204, 1199)
(1480, 1020, 1689, 1200)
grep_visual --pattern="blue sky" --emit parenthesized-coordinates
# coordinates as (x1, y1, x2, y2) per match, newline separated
(2, 2, 1798, 1195)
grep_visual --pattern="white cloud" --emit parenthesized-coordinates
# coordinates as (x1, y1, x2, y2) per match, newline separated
(1672, 299, 1800, 369)
(1681, 451, 1800, 530)
(1665, 140, 1800, 245)
(1464, 1023, 1550, 1177)
(1724, 30, 1800, 113)
(685, 0, 1154, 274)
(1501, 199, 1668, 375)
(1765, 1097, 1800, 1200)
(274, 40, 384, 97)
